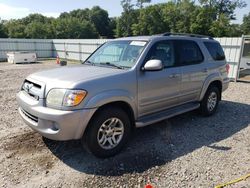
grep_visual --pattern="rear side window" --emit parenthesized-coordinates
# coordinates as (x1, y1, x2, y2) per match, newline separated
(204, 42, 225, 61)
(176, 40, 204, 66)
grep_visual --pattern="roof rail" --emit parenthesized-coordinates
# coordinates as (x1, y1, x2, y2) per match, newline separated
(162, 32, 214, 40)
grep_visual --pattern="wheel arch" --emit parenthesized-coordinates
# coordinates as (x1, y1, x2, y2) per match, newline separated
(208, 80, 222, 100)
(95, 101, 135, 125)
(199, 75, 222, 101)
(83, 100, 136, 139)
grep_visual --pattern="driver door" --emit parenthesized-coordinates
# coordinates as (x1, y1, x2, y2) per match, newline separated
(137, 40, 181, 117)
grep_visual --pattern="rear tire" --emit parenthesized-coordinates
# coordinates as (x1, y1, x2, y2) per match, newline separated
(82, 107, 131, 158)
(200, 86, 220, 116)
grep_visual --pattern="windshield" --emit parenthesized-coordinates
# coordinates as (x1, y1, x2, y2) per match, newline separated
(86, 40, 147, 69)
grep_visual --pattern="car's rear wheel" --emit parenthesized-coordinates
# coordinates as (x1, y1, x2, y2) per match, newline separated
(200, 86, 220, 116)
(83, 107, 131, 158)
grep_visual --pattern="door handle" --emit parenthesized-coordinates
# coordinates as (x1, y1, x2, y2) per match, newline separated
(169, 73, 180, 78)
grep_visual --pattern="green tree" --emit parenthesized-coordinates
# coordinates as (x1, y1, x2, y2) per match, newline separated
(18, 14, 56, 39)
(108, 17, 117, 38)
(59, 12, 70, 19)
(175, 0, 197, 33)
(242, 12, 250, 34)
(5, 20, 26, 38)
(0, 19, 8, 38)
(121, 0, 134, 11)
(58, 7, 113, 38)
(22, 14, 52, 25)
(66, 8, 91, 21)
(24, 22, 55, 39)
(162, 2, 179, 32)
(136, 0, 151, 9)
(53, 17, 98, 39)
(90, 6, 112, 38)
(190, 7, 216, 35)
(132, 4, 168, 35)
(228, 24, 242, 36)
(162, 0, 198, 33)
(199, 0, 246, 20)
(209, 14, 231, 37)
(116, 0, 136, 37)
(4, 2, 248, 39)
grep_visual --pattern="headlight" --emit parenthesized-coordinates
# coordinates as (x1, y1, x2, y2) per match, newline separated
(46, 89, 87, 108)
(63, 90, 87, 107)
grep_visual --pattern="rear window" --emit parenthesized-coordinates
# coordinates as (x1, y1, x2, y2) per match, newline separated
(204, 42, 225, 61)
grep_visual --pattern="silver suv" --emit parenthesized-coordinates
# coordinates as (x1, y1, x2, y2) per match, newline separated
(17, 33, 230, 158)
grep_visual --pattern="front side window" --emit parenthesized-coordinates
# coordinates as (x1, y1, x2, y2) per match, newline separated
(204, 42, 225, 60)
(86, 40, 147, 68)
(145, 41, 175, 68)
(176, 40, 204, 65)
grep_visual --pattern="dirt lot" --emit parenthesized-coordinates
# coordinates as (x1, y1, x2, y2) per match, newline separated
(0, 61, 249, 188)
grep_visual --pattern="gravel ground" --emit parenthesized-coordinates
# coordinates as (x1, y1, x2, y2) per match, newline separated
(0, 62, 249, 188)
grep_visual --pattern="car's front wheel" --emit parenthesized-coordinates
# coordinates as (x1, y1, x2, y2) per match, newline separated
(83, 107, 131, 158)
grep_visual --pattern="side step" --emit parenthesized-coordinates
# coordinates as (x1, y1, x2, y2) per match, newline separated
(135, 102, 200, 128)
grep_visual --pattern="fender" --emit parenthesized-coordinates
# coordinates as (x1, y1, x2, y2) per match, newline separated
(84, 89, 137, 118)
(199, 72, 222, 101)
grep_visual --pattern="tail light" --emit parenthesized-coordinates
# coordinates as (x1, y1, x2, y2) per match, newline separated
(226, 64, 230, 74)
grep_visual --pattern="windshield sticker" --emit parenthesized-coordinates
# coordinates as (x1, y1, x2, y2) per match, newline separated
(130, 41, 147, 46)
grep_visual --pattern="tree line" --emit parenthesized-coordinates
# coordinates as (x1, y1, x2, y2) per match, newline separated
(0, 0, 250, 39)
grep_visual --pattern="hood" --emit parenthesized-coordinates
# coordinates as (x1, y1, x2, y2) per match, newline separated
(28, 65, 124, 88)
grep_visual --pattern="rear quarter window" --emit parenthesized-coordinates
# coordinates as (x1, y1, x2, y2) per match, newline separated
(204, 42, 225, 61)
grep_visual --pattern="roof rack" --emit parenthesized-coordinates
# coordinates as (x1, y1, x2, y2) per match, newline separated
(162, 32, 214, 40)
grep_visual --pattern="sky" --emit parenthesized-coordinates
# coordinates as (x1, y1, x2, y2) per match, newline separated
(0, 0, 249, 23)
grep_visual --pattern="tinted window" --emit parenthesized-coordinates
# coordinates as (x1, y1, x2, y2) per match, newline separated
(204, 42, 225, 60)
(146, 41, 175, 67)
(242, 39, 250, 58)
(176, 40, 204, 65)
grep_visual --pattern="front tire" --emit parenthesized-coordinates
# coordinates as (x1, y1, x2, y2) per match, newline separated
(83, 107, 131, 158)
(200, 86, 220, 116)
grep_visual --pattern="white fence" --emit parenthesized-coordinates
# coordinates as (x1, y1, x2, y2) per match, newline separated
(0, 39, 109, 62)
(52, 39, 109, 62)
(0, 37, 244, 80)
(0, 38, 53, 61)
(215, 37, 242, 80)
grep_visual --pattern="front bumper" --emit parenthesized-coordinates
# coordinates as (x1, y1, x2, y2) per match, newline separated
(17, 91, 96, 141)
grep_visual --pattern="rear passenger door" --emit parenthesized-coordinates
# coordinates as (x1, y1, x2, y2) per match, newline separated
(176, 40, 208, 104)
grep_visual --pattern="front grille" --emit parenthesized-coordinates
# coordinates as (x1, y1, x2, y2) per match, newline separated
(20, 108, 38, 123)
(22, 79, 42, 100)
(24, 79, 41, 89)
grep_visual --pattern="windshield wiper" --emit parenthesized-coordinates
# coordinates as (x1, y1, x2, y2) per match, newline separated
(100, 62, 123, 69)
(84, 60, 95, 65)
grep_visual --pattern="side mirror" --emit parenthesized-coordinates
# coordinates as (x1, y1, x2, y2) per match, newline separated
(142, 59, 163, 71)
